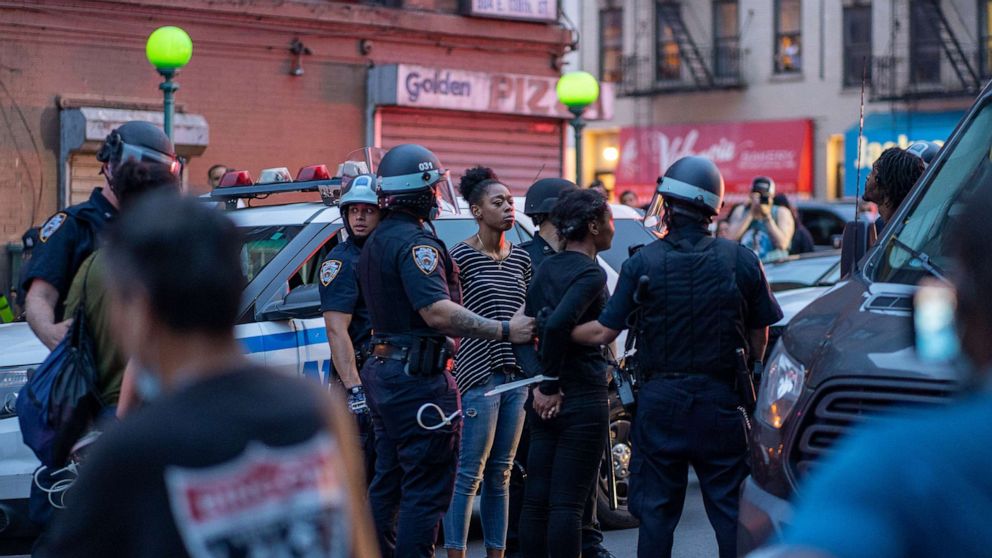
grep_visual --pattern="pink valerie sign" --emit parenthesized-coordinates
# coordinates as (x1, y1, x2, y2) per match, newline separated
(616, 119, 813, 201)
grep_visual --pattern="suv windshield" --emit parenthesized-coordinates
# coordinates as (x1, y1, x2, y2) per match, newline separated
(870, 100, 991, 285)
(239, 225, 304, 282)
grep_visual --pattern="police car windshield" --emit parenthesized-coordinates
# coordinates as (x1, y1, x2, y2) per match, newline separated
(599, 219, 657, 272)
(869, 100, 990, 285)
(239, 225, 304, 282)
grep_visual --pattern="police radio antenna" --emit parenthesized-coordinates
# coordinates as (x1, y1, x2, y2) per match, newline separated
(852, 57, 868, 276)
(531, 163, 547, 186)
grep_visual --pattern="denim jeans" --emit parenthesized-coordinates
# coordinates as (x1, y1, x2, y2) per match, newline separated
(443, 372, 527, 551)
(519, 388, 609, 558)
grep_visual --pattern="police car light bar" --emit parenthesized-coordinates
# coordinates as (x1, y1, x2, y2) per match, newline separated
(208, 164, 342, 206)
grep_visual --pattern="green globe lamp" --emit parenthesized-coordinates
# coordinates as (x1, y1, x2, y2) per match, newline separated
(556, 71, 600, 187)
(146, 26, 193, 141)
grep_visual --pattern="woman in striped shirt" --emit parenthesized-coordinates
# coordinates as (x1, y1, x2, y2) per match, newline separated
(443, 167, 532, 558)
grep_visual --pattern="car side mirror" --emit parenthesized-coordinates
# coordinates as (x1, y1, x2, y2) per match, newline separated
(258, 283, 321, 321)
(839, 220, 877, 278)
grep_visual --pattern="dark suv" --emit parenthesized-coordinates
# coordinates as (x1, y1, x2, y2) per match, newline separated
(737, 87, 991, 552)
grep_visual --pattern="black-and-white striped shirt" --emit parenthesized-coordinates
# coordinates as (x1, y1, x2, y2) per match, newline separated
(450, 241, 532, 393)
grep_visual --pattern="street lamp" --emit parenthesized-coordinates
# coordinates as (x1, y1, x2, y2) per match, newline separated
(145, 26, 193, 141)
(556, 71, 600, 188)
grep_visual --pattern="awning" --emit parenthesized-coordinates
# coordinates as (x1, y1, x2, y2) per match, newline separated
(615, 119, 813, 203)
(60, 107, 209, 156)
(842, 110, 964, 197)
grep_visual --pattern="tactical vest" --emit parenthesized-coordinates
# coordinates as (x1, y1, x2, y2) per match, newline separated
(638, 235, 748, 378)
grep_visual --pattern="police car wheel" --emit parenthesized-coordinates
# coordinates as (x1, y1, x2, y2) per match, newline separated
(597, 416, 639, 530)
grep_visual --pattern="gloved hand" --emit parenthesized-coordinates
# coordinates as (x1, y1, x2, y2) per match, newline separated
(347, 385, 369, 415)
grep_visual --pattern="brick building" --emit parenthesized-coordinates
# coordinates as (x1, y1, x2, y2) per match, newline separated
(0, 0, 604, 299)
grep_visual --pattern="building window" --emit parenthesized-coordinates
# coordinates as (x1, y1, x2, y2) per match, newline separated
(656, 1, 682, 81)
(842, 2, 872, 87)
(713, 0, 739, 78)
(981, 0, 992, 78)
(600, 5, 623, 83)
(910, 0, 941, 83)
(774, 0, 802, 73)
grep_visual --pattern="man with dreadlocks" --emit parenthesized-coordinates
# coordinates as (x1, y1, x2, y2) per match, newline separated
(864, 147, 925, 234)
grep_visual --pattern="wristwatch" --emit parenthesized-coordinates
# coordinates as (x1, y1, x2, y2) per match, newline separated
(500, 320, 510, 342)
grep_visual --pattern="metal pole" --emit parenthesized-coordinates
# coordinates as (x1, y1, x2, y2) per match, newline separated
(570, 106, 587, 187)
(159, 69, 179, 142)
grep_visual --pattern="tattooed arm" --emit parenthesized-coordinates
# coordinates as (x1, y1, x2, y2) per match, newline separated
(419, 300, 534, 342)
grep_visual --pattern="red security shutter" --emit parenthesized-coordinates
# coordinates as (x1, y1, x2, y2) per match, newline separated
(379, 107, 564, 196)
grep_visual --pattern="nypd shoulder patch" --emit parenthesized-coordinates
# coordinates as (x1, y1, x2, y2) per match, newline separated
(39, 212, 68, 243)
(412, 245, 440, 275)
(320, 260, 343, 286)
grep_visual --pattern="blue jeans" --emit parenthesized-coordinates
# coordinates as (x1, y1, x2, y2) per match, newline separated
(443, 372, 527, 551)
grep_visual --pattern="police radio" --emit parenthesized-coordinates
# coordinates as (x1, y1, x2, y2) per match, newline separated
(614, 275, 651, 412)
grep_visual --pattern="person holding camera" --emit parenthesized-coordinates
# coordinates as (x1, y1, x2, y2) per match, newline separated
(727, 176, 795, 263)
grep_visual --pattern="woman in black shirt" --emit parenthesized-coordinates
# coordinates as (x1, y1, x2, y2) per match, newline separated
(519, 189, 614, 558)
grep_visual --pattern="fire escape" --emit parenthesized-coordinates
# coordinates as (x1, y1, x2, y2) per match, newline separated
(619, 1, 744, 97)
(871, 0, 984, 101)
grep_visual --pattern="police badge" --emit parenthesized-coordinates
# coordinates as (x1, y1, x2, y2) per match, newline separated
(39, 212, 68, 243)
(320, 260, 342, 286)
(412, 245, 439, 275)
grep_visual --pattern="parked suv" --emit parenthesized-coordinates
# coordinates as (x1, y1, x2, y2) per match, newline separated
(737, 88, 989, 552)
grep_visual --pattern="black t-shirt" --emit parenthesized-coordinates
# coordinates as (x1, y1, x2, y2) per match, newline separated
(526, 250, 609, 396)
(40, 366, 353, 558)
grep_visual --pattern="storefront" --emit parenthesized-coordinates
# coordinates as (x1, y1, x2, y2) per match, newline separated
(614, 119, 814, 204)
(842, 110, 965, 197)
(368, 64, 613, 194)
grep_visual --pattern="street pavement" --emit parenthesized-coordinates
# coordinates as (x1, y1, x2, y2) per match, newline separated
(467, 468, 719, 557)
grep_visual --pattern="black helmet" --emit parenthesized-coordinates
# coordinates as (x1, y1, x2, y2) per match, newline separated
(377, 144, 458, 220)
(96, 121, 178, 176)
(906, 140, 941, 167)
(655, 156, 725, 216)
(524, 178, 577, 216)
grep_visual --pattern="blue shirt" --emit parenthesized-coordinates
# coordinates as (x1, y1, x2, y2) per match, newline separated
(318, 237, 372, 351)
(783, 390, 992, 558)
(22, 188, 117, 319)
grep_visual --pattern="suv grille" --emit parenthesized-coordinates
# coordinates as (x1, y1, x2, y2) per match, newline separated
(791, 378, 955, 479)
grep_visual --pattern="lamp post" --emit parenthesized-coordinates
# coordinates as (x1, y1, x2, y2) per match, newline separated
(145, 26, 193, 141)
(556, 71, 600, 188)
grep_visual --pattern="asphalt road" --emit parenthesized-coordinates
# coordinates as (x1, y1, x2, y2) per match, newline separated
(467, 468, 719, 558)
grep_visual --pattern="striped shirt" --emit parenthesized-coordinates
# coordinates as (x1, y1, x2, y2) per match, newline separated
(450, 241, 532, 393)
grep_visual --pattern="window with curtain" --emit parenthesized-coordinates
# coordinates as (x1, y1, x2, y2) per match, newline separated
(842, 2, 872, 87)
(600, 5, 624, 82)
(656, 1, 682, 81)
(713, 0, 739, 78)
(774, 0, 802, 73)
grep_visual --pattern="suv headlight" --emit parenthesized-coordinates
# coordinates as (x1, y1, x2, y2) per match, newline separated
(757, 343, 806, 429)
(0, 367, 29, 418)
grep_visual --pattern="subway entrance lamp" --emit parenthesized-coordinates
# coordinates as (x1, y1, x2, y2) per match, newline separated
(145, 26, 193, 141)
(556, 71, 600, 188)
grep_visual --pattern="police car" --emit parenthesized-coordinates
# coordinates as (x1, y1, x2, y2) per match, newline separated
(0, 162, 654, 535)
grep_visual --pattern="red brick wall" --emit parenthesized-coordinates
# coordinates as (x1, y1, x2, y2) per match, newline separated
(0, 0, 570, 296)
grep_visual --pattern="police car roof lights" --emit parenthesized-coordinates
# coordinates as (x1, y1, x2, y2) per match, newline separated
(208, 164, 342, 207)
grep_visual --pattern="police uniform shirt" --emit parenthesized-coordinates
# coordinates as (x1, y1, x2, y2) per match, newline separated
(358, 211, 460, 336)
(318, 238, 372, 351)
(599, 222, 783, 348)
(520, 234, 556, 271)
(22, 188, 117, 319)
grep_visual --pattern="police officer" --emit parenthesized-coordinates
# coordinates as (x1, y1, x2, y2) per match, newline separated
(508, 177, 615, 558)
(357, 144, 534, 558)
(22, 121, 177, 350)
(572, 156, 783, 558)
(319, 172, 382, 484)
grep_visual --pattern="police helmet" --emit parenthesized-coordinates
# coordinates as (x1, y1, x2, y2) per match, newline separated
(906, 140, 941, 167)
(377, 144, 458, 219)
(655, 156, 725, 216)
(524, 178, 578, 216)
(96, 121, 178, 176)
